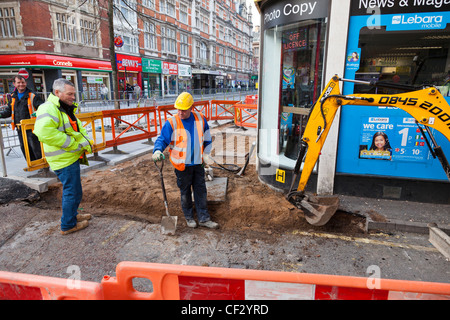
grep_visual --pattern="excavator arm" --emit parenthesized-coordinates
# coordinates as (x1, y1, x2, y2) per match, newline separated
(288, 76, 450, 226)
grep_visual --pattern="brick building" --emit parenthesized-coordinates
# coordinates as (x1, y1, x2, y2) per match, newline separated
(0, 0, 254, 100)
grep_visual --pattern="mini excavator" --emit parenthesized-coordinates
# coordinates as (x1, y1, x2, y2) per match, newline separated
(287, 75, 450, 226)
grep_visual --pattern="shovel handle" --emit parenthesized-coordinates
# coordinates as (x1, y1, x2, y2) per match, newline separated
(154, 159, 169, 204)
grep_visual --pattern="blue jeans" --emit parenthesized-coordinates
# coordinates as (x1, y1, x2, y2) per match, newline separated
(54, 160, 82, 231)
(175, 165, 211, 223)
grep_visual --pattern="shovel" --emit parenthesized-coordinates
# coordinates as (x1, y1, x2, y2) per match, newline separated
(154, 159, 178, 235)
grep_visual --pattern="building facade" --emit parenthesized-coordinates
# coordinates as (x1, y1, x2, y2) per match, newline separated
(0, 0, 254, 101)
(255, 0, 450, 203)
(0, 0, 112, 100)
(114, 0, 254, 97)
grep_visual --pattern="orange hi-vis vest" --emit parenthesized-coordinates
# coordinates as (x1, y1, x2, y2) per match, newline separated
(167, 111, 205, 171)
(10, 92, 36, 130)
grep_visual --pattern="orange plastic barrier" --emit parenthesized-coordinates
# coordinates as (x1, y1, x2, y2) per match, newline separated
(2, 262, 450, 300)
(157, 102, 211, 132)
(210, 100, 240, 122)
(102, 106, 158, 148)
(244, 94, 258, 105)
(234, 103, 258, 129)
(19, 118, 48, 172)
(101, 262, 450, 300)
(0, 270, 103, 300)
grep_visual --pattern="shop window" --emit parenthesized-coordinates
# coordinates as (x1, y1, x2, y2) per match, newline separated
(260, 19, 327, 165)
(354, 25, 450, 97)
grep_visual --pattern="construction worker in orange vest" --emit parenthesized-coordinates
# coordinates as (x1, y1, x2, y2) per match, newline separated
(0, 75, 43, 161)
(152, 92, 218, 229)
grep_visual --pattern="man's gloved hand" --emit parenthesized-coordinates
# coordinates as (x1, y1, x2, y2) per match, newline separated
(152, 150, 165, 162)
(31, 112, 36, 117)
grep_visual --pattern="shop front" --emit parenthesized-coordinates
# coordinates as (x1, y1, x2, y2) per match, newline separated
(335, 0, 450, 202)
(116, 53, 142, 99)
(0, 54, 112, 101)
(255, 0, 450, 203)
(256, 0, 330, 191)
(178, 64, 192, 92)
(142, 58, 162, 97)
(162, 61, 178, 96)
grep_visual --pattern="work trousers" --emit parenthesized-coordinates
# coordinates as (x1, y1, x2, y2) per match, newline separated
(175, 165, 211, 223)
(54, 160, 82, 231)
(17, 129, 42, 161)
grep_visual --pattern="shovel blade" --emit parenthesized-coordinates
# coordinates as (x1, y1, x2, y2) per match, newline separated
(300, 195, 340, 226)
(161, 216, 178, 235)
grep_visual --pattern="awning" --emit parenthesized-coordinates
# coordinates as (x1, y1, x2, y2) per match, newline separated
(0, 54, 112, 72)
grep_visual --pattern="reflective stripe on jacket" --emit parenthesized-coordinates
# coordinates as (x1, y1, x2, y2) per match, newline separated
(168, 111, 205, 171)
(33, 93, 91, 171)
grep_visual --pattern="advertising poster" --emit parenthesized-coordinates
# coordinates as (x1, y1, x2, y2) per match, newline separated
(358, 115, 429, 163)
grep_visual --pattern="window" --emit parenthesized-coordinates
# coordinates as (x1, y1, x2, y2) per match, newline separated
(144, 21, 156, 50)
(200, 42, 207, 60)
(161, 0, 175, 17)
(218, 47, 224, 65)
(56, 13, 77, 43)
(180, 33, 189, 57)
(0, 8, 17, 39)
(166, 0, 175, 17)
(116, 34, 138, 54)
(180, 4, 188, 24)
(114, 0, 137, 24)
(80, 19, 97, 46)
(259, 19, 328, 164)
(161, 27, 176, 54)
(142, 0, 155, 9)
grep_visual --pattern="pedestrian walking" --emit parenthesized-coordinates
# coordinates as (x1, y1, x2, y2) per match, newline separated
(0, 75, 43, 161)
(152, 92, 218, 229)
(33, 79, 93, 235)
(100, 84, 109, 100)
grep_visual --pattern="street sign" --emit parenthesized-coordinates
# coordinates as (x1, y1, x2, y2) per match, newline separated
(18, 68, 29, 79)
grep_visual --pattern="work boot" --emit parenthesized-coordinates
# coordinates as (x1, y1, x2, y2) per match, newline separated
(186, 219, 197, 228)
(199, 220, 219, 229)
(77, 213, 92, 222)
(60, 220, 89, 235)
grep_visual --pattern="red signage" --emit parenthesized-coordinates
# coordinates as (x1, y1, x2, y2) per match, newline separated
(283, 28, 308, 52)
(162, 61, 178, 75)
(18, 68, 29, 79)
(116, 54, 142, 72)
(0, 54, 112, 71)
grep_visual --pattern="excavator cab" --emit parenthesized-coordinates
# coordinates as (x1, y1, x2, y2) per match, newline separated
(287, 76, 450, 226)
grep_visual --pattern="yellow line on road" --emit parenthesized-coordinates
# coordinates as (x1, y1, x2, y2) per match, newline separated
(102, 221, 136, 246)
(291, 230, 438, 252)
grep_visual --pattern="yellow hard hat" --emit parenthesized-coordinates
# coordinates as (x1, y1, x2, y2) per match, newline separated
(174, 92, 194, 110)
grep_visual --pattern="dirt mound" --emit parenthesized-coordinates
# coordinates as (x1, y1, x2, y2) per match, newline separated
(40, 155, 364, 235)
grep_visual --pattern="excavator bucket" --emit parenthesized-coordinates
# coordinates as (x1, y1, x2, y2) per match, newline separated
(298, 194, 340, 226)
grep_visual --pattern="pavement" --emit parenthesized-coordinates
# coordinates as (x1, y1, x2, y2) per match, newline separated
(0, 119, 449, 287)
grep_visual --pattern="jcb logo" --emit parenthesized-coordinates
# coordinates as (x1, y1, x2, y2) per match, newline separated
(276, 169, 286, 184)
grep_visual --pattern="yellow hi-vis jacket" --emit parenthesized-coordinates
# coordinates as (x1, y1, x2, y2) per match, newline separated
(167, 111, 205, 171)
(33, 94, 91, 171)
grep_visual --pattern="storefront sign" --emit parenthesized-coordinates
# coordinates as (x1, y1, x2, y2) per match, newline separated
(116, 54, 141, 72)
(262, 0, 329, 30)
(87, 76, 104, 84)
(142, 58, 161, 73)
(283, 28, 308, 51)
(178, 64, 192, 77)
(351, 0, 450, 15)
(0, 54, 112, 71)
(162, 62, 178, 75)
